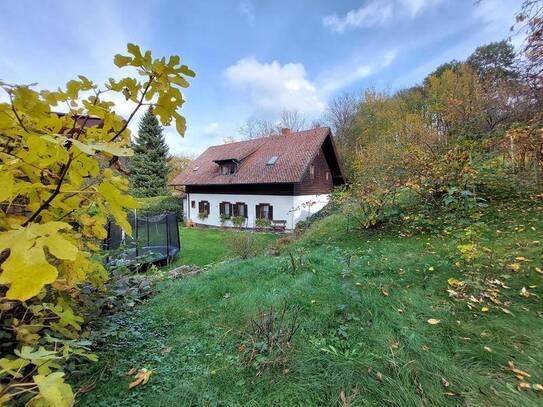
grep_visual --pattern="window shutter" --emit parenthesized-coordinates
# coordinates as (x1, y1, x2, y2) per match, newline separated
(219, 202, 225, 215)
(255, 204, 261, 219)
(198, 201, 203, 213)
(243, 203, 248, 218)
(233, 203, 239, 216)
(269, 205, 273, 220)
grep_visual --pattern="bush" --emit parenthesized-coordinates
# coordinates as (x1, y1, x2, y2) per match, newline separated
(198, 212, 208, 221)
(255, 218, 272, 229)
(220, 213, 231, 226)
(228, 232, 264, 259)
(137, 195, 183, 220)
(232, 215, 247, 229)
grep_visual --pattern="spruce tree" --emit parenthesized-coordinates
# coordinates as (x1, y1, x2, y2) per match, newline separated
(129, 107, 169, 197)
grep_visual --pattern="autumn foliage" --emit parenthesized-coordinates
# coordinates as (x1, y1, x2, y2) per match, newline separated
(0, 44, 194, 405)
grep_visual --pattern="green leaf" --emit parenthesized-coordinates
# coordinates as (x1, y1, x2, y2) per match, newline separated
(29, 372, 74, 407)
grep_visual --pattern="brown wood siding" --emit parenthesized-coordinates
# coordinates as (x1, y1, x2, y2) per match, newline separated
(294, 147, 333, 195)
(186, 183, 295, 195)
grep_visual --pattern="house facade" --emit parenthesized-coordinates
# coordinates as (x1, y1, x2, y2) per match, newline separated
(171, 127, 345, 230)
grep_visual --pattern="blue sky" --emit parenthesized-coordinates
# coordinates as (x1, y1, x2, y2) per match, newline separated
(0, 0, 522, 156)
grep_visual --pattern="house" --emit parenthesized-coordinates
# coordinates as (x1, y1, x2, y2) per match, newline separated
(171, 127, 345, 230)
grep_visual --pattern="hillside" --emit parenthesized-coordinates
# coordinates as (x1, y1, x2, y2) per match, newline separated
(78, 197, 543, 406)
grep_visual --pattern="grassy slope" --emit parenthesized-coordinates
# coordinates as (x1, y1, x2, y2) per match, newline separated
(78, 201, 543, 406)
(170, 226, 277, 267)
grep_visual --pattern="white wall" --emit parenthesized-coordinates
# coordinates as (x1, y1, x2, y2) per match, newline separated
(185, 193, 329, 230)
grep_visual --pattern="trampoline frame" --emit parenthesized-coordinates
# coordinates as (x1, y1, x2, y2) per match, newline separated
(104, 210, 180, 268)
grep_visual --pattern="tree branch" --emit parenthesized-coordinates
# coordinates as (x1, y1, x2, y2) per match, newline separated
(109, 75, 154, 142)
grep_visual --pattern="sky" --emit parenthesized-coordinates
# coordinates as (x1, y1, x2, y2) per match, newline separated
(0, 0, 523, 156)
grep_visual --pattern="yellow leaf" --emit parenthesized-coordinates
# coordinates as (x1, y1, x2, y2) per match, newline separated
(481, 307, 489, 312)
(40, 233, 78, 261)
(0, 357, 29, 378)
(113, 54, 132, 67)
(0, 246, 58, 301)
(533, 384, 543, 391)
(427, 319, 441, 325)
(519, 287, 530, 298)
(128, 368, 151, 389)
(507, 263, 521, 272)
(447, 278, 460, 287)
(28, 372, 74, 407)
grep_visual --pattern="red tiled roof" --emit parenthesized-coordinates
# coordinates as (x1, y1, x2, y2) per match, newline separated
(172, 127, 341, 185)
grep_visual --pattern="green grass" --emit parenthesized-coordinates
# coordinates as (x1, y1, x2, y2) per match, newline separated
(77, 201, 543, 406)
(170, 226, 278, 267)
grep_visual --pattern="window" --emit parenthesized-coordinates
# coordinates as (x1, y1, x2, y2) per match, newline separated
(234, 202, 247, 217)
(219, 201, 233, 217)
(325, 171, 330, 181)
(191, 200, 196, 208)
(256, 203, 273, 220)
(220, 163, 237, 175)
(309, 164, 315, 179)
(266, 155, 278, 165)
(198, 200, 210, 215)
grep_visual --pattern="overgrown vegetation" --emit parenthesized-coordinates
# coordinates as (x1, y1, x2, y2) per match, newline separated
(0, 44, 194, 405)
(137, 195, 183, 220)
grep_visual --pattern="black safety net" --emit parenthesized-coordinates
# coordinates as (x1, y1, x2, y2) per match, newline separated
(104, 211, 180, 267)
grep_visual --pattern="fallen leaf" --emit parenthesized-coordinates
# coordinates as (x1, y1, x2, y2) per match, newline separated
(427, 318, 441, 325)
(421, 345, 430, 352)
(481, 307, 489, 312)
(161, 347, 172, 354)
(127, 368, 137, 376)
(500, 307, 512, 315)
(128, 368, 151, 389)
(508, 263, 522, 272)
(381, 289, 389, 297)
(535, 267, 543, 275)
(533, 384, 543, 391)
(519, 287, 530, 298)
(447, 278, 460, 287)
(518, 382, 531, 391)
(515, 256, 528, 261)
(441, 377, 450, 388)
(340, 390, 349, 407)
(389, 340, 400, 350)
(376, 371, 383, 381)
(484, 346, 492, 352)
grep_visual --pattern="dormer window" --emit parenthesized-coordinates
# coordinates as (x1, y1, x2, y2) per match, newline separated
(215, 159, 238, 175)
(220, 162, 237, 175)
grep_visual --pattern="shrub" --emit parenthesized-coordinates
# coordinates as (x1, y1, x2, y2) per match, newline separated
(231, 215, 247, 229)
(228, 232, 264, 259)
(0, 43, 194, 404)
(240, 303, 301, 373)
(255, 218, 272, 229)
(220, 213, 231, 226)
(198, 212, 208, 221)
(137, 195, 183, 220)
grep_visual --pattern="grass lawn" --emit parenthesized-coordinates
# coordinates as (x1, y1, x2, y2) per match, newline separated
(169, 226, 279, 267)
(77, 201, 543, 406)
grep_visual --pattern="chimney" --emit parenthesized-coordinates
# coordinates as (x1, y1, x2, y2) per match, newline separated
(281, 127, 290, 136)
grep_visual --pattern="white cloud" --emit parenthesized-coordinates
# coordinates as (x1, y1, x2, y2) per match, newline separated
(224, 57, 326, 117)
(238, 0, 255, 26)
(383, 49, 398, 67)
(318, 49, 397, 95)
(323, 0, 442, 33)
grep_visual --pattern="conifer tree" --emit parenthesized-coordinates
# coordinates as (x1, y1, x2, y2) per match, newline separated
(129, 107, 170, 197)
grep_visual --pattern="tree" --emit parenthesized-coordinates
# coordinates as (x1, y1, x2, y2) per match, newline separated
(0, 43, 194, 405)
(129, 108, 170, 197)
(278, 109, 306, 132)
(167, 153, 193, 192)
(467, 40, 517, 79)
(239, 117, 278, 140)
(325, 92, 360, 174)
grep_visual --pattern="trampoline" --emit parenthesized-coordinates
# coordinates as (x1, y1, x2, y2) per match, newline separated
(104, 211, 180, 268)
